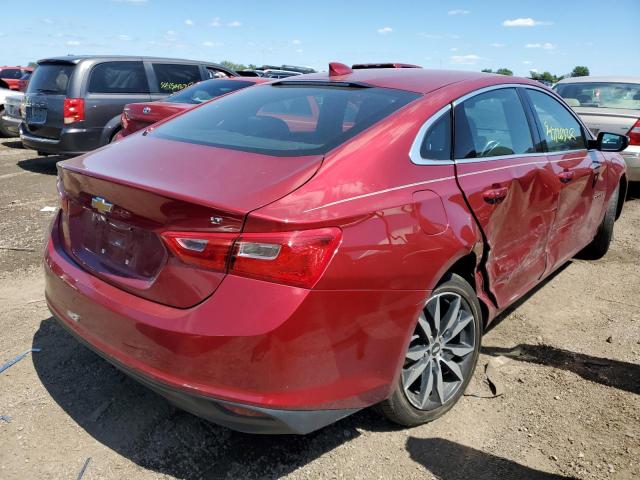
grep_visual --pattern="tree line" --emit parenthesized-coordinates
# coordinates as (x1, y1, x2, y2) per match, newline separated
(481, 66, 590, 82)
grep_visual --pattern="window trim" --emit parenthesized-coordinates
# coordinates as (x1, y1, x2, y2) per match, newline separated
(409, 105, 453, 165)
(409, 83, 596, 167)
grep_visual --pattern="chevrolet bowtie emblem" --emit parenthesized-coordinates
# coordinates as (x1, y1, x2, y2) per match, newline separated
(91, 196, 114, 214)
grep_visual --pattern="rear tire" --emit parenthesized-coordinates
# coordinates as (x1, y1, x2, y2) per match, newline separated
(578, 186, 619, 260)
(380, 273, 482, 427)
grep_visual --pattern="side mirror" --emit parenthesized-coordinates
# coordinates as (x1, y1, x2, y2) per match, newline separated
(588, 131, 629, 152)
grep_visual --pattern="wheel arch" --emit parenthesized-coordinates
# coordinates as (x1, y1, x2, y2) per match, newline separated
(100, 114, 123, 146)
(433, 250, 490, 330)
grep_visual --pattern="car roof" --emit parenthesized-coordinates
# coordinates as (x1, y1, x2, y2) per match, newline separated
(556, 76, 640, 85)
(36, 55, 225, 65)
(280, 68, 538, 94)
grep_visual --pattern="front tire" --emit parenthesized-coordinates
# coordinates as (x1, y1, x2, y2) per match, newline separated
(578, 185, 619, 260)
(0, 108, 13, 137)
(380, 273, 482, 427)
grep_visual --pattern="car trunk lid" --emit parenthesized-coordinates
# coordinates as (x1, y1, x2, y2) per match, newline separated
(573, 106, 639, 137)
(57, 134, 323, 308)
(123, 101, 189, 135)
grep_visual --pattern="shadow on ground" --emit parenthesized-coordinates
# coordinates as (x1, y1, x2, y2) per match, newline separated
(406, 437, 578, 479)
(17, 156, 61, 175)
(32, 317, 395, 479)
(1, 139, 23, 149)
(482, 343, 640, 396)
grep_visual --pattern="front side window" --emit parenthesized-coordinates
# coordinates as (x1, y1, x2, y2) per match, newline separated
(88, 61, 148, 94)
(454, 88, 535, 159)
(527, 89, 586, 152)
(420, 110, 451, 160)
(151, 84, 419, 156)
(152, 63, 202, 93)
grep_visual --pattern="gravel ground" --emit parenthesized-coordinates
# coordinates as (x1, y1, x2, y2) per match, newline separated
(0, 137, 639, 480)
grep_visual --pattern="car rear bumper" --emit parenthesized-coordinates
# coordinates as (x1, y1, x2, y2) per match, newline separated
(622, 146, 640, 182)
(1, 115, 20, 136)
(44, 212, 425, 432)
(20, 123, 103, 156)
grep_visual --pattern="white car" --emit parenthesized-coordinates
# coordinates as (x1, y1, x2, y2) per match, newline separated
(0, 87, 24, 137)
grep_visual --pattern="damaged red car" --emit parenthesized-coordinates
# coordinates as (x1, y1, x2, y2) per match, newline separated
(45, 64, 629, 434)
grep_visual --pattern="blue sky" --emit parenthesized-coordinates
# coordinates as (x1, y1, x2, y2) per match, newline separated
(3, 0, 639, 76)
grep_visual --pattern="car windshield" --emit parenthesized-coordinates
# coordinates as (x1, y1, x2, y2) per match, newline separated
(167, 79, 255, 105)
(26, 63, 75, 95)
(554, 82, 640, 110)
(150, 83, 420, 156)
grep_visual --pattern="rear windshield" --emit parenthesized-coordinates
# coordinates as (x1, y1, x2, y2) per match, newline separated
(27, 63, 75, 95)
(151, 83, 419, 156)
(555, 82, 640, 110)
(0, 69, 23, 79)
(167, 79, 255, 105)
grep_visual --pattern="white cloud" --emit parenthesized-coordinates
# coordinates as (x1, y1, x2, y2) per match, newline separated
(66, 40, 80, 46)
(503, 17, 551, 27)
(292, 39, 302, 45)
(210, 17, 221, 27)
(184, 19, 194, 26)
(490, 42, 506, 48)
(377, 26, 393, 35)
(42, 18, 54, 24)
(523, 60, 533, 65)
(448, 9, 470, 15)
(525, 42, 556, 49)
(530, 68, 539, 72)
(295, 48, 303, 53)
(227, 20, 242, 27)
(450, 54, 481, 65)
(117, 34, 131, 41)
(202, 41, 223, 47)
(450, 47, 458, 52)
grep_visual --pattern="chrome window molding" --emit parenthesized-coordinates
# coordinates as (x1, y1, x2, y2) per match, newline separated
(409, 104, 453, 166)
(409, 82, 594, 167)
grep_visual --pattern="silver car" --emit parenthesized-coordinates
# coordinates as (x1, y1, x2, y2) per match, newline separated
(554, 76, 640, 181)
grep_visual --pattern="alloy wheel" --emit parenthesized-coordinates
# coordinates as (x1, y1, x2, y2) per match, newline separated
(402, 292, 476, 410)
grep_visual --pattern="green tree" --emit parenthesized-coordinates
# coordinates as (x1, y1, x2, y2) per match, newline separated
(481, 68, 493, 73)
(571, 66, 590, 77)
(220, 60, 248, 72)
(495, 68, 513, 76)
(530, 70, 561, 83)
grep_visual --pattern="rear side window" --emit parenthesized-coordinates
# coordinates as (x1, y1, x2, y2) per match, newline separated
(454, 88, 534, 159)
(152, 63, 202, 93)
(89, 61, 149, 94)
(421, 110, 452, 160)
(151, 84, 419, 156)
(167, 79, 255, 104)
(26, 64, 75, 95)
(527, 90, 587, 152)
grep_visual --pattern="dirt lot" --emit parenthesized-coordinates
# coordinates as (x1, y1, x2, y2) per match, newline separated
(0, 136, 638, 480)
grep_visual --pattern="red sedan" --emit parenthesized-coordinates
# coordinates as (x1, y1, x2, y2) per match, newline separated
(45, 64, 628, 434)
(118, 77, 268, 138)
(0, 66, 33, 90)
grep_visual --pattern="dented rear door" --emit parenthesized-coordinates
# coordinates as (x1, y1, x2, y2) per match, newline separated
(453, 86, 557, 308)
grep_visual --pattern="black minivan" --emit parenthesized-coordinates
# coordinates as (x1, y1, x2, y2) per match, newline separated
(20, 56, 235, 156)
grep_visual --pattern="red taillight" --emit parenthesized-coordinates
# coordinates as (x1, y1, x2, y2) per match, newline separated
(161, 227, 342, 288)
(627, 119, 640, 146)
(162, 231, 238, 271)
(63, 98, 85, 125)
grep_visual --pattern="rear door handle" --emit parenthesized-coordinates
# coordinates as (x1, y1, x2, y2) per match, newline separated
(482, 186, 509, 205)
(558, 171, 575, 184)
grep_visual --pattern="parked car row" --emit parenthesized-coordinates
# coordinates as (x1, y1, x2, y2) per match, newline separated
(0, 65, 33, 91)
(43, 61, 631, 434)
